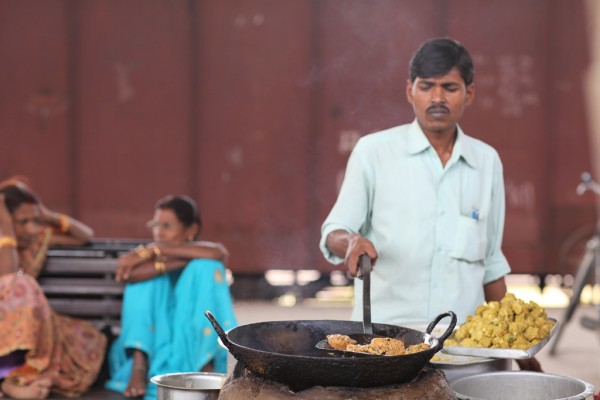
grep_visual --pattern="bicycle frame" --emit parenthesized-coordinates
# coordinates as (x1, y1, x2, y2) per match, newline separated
(577, 171, 600, 196)
(550, 172, 600, 355)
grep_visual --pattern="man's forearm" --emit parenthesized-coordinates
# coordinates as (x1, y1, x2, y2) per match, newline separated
(483, 277, 507, 302)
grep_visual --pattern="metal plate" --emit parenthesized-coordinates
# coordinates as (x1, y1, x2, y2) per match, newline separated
(403, 323, 495, 365)
(432, 353, 494, 365)
(442, 318, 559, 359)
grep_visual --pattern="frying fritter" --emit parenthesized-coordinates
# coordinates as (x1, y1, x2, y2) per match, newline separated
(346, 343, 378, 354)
(406, 343, 431, 354)
(369, 337, 406, 356)
(325, 334, 428, 356)
(327, 334, 357, 350)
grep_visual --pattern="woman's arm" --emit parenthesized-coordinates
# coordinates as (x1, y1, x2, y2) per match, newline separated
(153, 241, 228, 263)
(41, 206, 94, 246)
(0, 195, 18, 276)
(118, 259, 187, 283)
(116, 241, 228, 283)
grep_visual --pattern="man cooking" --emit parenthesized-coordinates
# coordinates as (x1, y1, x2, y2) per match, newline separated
(319, 37, 540, 371)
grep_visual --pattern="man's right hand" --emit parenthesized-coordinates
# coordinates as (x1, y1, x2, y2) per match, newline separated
(344, 234, 378, 276)
(325, 230, 378, 277)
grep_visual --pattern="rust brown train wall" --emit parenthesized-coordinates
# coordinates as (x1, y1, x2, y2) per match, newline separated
(0, 0, 595, 276)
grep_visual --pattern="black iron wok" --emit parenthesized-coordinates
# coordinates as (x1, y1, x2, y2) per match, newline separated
(205, 310, 456, 391)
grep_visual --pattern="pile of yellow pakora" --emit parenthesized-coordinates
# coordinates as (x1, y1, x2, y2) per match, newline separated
(444, 293, 555, 350)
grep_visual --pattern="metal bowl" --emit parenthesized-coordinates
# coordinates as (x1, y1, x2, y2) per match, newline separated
(451, 371, 595, 400)
(150, 372, 226, 400)
(433, 355, 512, 382)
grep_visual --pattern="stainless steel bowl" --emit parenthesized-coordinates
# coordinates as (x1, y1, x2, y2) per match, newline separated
(451, 371, 595, 400)
(151, 372, 226, 400)
(433, 355, 512, 382)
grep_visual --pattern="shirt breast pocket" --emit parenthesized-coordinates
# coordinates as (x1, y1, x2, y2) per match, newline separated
(450, 216, 487, 262)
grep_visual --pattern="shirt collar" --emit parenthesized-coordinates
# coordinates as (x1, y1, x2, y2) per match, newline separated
(406, 120, 432, 154)
(406, 119, 478, 169)
(454, 126, 478, 169)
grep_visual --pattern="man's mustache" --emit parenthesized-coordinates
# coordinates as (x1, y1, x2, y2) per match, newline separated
(426, 104, 449, 114)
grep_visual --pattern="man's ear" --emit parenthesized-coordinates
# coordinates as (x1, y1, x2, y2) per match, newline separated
(406, 79, 415, 104)
(465, 83, 475, 106)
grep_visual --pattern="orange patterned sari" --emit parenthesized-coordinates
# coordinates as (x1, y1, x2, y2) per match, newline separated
(0, 228, 106, 397)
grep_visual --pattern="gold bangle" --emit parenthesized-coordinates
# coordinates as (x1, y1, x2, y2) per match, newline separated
(135, 245, 152, 260)
(154, 260, 166, 274)
(0, 236, 17, 248)
(59, 214, 71, 233)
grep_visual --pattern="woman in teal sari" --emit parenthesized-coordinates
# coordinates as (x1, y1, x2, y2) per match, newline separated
(105, 195, 237, 399)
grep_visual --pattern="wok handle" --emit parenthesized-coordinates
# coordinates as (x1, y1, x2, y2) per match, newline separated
(204, 310, 232, 349)
(426, 311, 457, 352)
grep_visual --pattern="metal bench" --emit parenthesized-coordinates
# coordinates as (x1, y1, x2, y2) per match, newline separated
(39, 239, 147, 334)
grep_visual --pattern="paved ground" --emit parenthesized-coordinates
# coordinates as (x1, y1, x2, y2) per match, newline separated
(47, 276, 600, 399)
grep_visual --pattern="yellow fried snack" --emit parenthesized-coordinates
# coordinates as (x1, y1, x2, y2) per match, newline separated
(445, 292, 555, 350)
(346, 343, 377, 354)
(325, 334, 429, 356)
(369, 337, 406, 356)
(327, 334, 357, 350)
(406, 343, 431, 354)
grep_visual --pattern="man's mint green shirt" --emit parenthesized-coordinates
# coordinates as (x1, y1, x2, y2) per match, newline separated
(320, 120, 511, 325)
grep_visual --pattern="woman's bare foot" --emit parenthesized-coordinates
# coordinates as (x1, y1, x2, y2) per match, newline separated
(1, 377, 52, 399)
(124, 350, 147, 398)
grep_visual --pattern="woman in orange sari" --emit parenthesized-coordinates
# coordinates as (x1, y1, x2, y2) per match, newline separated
(0, 178, 106, 399)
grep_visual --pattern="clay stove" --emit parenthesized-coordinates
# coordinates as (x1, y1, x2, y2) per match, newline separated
(217, 363, 455, 400)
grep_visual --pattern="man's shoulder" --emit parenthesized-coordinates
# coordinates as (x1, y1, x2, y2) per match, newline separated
(357, 124, 410, 147)
(461, 132, 501, 159)
(459, 132, 503, 171)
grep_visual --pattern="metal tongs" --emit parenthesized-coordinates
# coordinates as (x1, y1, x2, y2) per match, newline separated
(356, 254, 373, 335)
(315, 254, 380, 355)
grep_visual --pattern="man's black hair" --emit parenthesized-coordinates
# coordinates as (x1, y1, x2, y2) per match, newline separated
(409, 38, 474, 85)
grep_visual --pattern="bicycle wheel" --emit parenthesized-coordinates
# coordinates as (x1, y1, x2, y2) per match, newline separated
(556, 224, 596, 286)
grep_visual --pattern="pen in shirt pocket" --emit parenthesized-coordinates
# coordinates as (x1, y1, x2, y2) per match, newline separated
(471, 207, 479, 221)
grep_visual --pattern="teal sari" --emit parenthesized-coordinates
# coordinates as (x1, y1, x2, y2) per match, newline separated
(105, 259, 237, 400)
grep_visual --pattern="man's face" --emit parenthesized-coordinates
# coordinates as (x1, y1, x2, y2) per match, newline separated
(406, 67, 474, 136)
